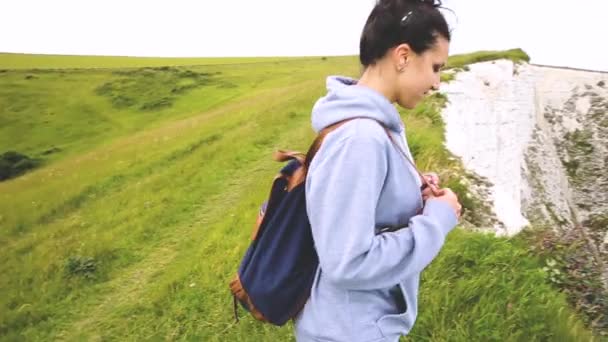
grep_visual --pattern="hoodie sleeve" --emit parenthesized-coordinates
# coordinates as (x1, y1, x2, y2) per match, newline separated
(306, 133, 458, 290)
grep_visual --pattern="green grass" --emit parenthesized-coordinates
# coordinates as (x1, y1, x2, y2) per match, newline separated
(404, 229, 594, 342)
(447, 48, 531, 69)
(440, 72, 456, 83)
(0, 53, 322, 70)
(0, 50, 602, 341)
(0, 57, 356, 165)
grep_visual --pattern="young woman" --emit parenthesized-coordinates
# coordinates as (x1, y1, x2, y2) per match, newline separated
(295, 0, 462, 341)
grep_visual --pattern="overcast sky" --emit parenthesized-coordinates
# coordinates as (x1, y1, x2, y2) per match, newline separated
(1, 0, 606, 71)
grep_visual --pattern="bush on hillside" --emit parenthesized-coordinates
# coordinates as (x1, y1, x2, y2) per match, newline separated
(95, 67, 216, 112)
(0, 151, 41, 181)
(64, 256, 98, 280)
(518, 225, 608, 336)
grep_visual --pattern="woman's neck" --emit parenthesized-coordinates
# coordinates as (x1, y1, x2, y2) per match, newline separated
(357, 64, 396, 103)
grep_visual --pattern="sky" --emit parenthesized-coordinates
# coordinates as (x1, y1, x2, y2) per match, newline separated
(1, 0, 607, 71)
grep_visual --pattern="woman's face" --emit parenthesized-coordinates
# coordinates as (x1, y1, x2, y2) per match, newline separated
(395, 37, 449, 109)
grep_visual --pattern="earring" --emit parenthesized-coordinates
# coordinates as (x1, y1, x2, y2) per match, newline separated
(398, 58, 407, 72)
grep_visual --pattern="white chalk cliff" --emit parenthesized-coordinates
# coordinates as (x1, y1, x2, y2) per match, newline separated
(440, 60, 607, 282)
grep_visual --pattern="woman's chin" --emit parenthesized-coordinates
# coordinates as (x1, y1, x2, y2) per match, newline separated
(400, 101, 418, 110)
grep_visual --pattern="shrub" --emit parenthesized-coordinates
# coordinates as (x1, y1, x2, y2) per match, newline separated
(0, 151, 41, 181)
(64, 256, 97, 280)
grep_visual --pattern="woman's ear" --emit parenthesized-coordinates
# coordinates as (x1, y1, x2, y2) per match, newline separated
(393, 44, 412, 71)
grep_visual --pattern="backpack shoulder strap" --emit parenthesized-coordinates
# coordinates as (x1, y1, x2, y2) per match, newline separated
(303, 117, 363, 172)
(303, 117, 434, 192)
(378, 124, 433, 191)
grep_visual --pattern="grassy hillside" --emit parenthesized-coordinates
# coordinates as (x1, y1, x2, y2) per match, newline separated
(446, 48, 530, 69)
(0, 53, 319, 70)
(0, 52, 601, 341)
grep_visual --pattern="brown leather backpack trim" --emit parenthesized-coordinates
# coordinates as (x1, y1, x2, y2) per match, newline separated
(273, 150, 307, 192)
(273, 150, 305, 164)
(303, 118, 355, 174)
(230, 274, 269, 323)
(251, 208, 265, 241)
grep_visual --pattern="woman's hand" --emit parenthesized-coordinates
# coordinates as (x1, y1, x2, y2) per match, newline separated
(423, 172, 440, 187)
(422, 186, 462, 219)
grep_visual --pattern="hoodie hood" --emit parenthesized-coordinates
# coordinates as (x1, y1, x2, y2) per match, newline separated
(311, 76, 404, 133)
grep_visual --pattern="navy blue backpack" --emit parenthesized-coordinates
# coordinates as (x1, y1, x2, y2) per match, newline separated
(229, 119, 357, 326)
(229, 117, 429, 325)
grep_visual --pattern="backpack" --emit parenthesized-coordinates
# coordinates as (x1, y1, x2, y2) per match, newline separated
(229, 117, 433, 326)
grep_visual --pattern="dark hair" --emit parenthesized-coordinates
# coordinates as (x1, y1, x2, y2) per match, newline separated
(359, 0, 451, 67)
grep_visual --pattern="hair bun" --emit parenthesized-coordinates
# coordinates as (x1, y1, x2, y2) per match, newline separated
(361, 0, 451, 66)
(417, 0, 442, 7)
(379, 0, 442, 9)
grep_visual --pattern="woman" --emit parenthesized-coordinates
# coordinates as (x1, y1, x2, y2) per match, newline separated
(295, 0, 462, 341)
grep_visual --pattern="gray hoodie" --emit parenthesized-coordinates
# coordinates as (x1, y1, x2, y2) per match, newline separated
(295, 76, 458, 342)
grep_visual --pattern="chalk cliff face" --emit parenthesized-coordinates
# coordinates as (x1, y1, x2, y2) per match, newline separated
(440, 59, 607, 269)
